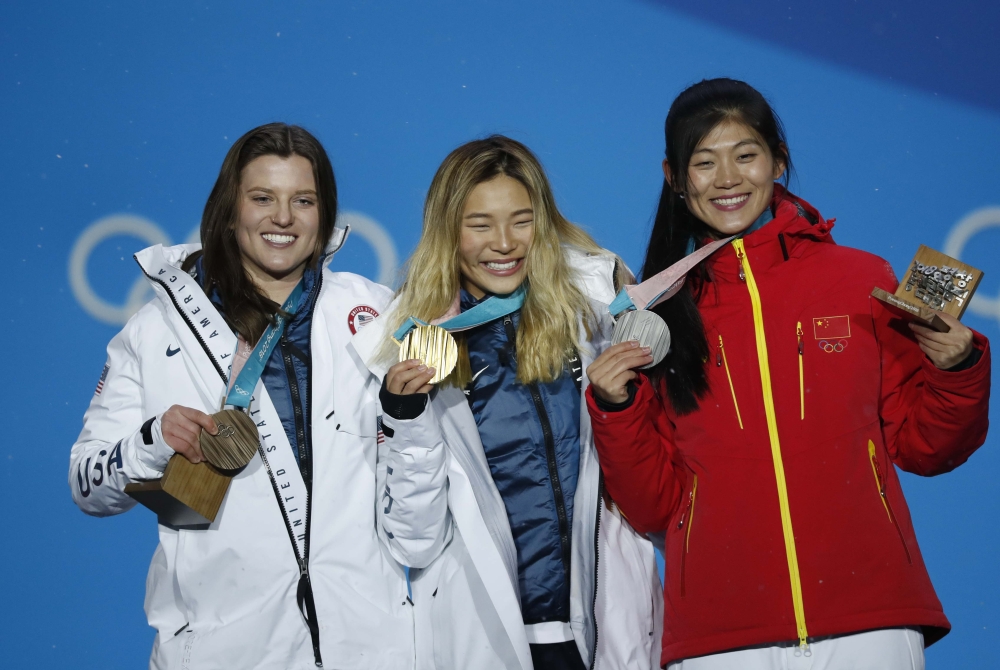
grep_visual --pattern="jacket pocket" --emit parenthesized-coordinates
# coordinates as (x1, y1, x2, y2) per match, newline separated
(867, 440, 912, 564)
(716, 335, 743, 430)
(677, 475, 698, 598)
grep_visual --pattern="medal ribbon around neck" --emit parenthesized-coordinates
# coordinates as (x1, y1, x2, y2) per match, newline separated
(608, 235, 733, 369)
(199, 280, 305, 470)
(392, 283, 527, 383)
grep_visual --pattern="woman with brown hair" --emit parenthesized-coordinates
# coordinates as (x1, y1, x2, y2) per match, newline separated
(69, 123, 414, 669)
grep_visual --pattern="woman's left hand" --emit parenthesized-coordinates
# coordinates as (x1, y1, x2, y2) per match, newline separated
(909, 311, 974, 369)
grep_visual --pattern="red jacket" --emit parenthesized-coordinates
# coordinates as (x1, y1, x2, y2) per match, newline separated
(587, 190, 991, 666)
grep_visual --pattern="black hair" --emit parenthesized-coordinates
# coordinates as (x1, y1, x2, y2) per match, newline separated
(641, 78, 792, 414)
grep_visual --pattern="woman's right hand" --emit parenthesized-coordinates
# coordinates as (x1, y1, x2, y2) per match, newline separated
(160, 405, 218, 463)
(587, 341, 653, 404)
(386, 359, 436, 396)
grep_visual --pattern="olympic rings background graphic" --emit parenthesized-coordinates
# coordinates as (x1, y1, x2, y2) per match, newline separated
(945, 206, 1000, 324)
(68, 211, 399, 326)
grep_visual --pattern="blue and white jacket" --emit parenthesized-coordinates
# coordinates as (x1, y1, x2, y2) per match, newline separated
(353, 247, 664, 670)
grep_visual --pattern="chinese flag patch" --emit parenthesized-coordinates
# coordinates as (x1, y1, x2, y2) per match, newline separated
(812, 315, 851, 339)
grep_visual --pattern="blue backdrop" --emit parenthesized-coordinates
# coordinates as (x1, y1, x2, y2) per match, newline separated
(2, 1, 998, 667)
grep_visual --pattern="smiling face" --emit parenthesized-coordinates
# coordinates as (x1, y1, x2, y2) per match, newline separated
(458, 175, 535, 299)
(671, 119, 786, 237)
(235, 154, 320, 298)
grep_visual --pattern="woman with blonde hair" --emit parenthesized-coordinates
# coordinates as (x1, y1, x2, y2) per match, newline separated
(353, 135, 662, 670)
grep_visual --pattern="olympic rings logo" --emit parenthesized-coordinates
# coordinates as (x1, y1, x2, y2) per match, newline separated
(818, 339, 848, 353)
(68, 211, 398, 326)
(944, 206, 1000, 326)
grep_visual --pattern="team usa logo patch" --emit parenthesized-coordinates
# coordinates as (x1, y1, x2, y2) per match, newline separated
(95, 362, 110, 396)
(813, 315, 851, 353)
(348, 305, 379, 334)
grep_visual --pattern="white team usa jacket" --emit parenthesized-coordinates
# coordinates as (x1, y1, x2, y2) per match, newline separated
(351, 247, 664, 670)
(69, 239, 415, 669)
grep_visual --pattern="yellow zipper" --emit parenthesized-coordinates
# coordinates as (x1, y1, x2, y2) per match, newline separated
(796, 322, 805, 420)
(717, 335, 744, 429)
(677, 474, 698, 597)
(733, 239, 809, 648)
(867, 440, 912, 564)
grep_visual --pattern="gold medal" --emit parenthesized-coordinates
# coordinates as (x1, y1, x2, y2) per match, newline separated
(611, 310, 671, 370)
(199, 408, 260, 471)
(398, 323, 458, 384)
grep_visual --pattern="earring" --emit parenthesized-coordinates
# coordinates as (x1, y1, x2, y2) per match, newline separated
(678, 193, 685, 200)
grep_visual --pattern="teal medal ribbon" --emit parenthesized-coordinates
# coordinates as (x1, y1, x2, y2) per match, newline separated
(227, 281, 305, 408)
(392, 283, 527, 341)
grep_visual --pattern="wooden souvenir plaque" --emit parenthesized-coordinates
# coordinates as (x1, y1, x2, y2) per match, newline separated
(125, 455, 231, 526)
(871, 245, 984, 332)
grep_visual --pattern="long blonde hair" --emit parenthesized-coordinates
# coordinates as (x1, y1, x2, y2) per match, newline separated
(383, 135, 625, 386)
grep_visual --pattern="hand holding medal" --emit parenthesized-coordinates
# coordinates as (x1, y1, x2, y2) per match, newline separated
(591, 236, 733, 404)
(199, 281, 306, 471)
(608, 235, 735, 366)
(392, 284, 528, 385)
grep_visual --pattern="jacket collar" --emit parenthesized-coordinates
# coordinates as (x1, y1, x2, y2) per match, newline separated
(703, 185, 835, 281)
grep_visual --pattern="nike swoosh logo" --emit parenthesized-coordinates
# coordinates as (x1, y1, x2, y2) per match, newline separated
(166, 345, 181, 357)
(471, 365, 489, 382)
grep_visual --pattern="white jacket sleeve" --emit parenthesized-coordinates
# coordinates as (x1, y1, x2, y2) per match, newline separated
(69, 317, 175, 516)
(376, 402, 454, 569)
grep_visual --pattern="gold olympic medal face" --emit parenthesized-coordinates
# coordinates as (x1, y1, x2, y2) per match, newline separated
(610, 310, 671, 370)
(199, 408, 260, 471)
(398, 323, 458, 384)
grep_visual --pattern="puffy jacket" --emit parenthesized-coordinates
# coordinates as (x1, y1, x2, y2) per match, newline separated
(587, 189, 991, 667)
(463, 293, 582, 627)
(69, 240, 413, 669)
(352, 247, 664, 670)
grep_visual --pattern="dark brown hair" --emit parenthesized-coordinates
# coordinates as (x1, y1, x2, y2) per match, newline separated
(188, 123, 338, 343)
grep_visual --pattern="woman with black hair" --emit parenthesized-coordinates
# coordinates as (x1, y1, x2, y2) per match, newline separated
(69, 123, 413, 669)
(586, 79, 991, 668)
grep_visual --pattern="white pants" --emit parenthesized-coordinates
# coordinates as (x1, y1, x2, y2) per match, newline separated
(667, 628, 924, 670)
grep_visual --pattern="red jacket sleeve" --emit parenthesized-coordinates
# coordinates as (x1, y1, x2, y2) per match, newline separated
(874, 286, 992, 476)
(587, 376, 689, 534)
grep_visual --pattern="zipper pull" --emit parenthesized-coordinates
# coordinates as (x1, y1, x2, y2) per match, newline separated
(796, 322, 804, 356)
(736, 249, 746, 282)
(716, 335, 723, 366)
(298, 557, 309, 578)
(676, 488, 695, 529)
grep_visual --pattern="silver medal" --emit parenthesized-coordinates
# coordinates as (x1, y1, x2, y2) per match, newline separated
(611, 309, 671, 369)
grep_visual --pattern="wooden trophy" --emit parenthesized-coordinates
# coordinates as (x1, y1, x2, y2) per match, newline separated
(124, 409, 259, 526)
(871, 245, 984, 332)
(125, 457, 231, 526)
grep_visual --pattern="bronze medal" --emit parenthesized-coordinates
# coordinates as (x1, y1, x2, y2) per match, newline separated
(199, 408, 260, 471)
(611, 310, 671, 370)
(398, 323, 458, 384)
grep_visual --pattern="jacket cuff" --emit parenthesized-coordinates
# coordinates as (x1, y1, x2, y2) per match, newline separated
(923, 330, 991, 385)
(134, 415, 175, 473)
(587, 374, 653, 423)
(591, 381, 638, 412)
(379, 377, 428, 421)
(944, 346, 983, 372)
(120, 415, 175, 481)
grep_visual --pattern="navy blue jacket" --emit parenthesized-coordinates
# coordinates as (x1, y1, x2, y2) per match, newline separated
(462, 290, 581, 626)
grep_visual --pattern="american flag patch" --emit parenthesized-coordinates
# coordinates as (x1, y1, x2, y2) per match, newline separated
(377, 415, 385, 445)
(95, 363, 110, 396)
